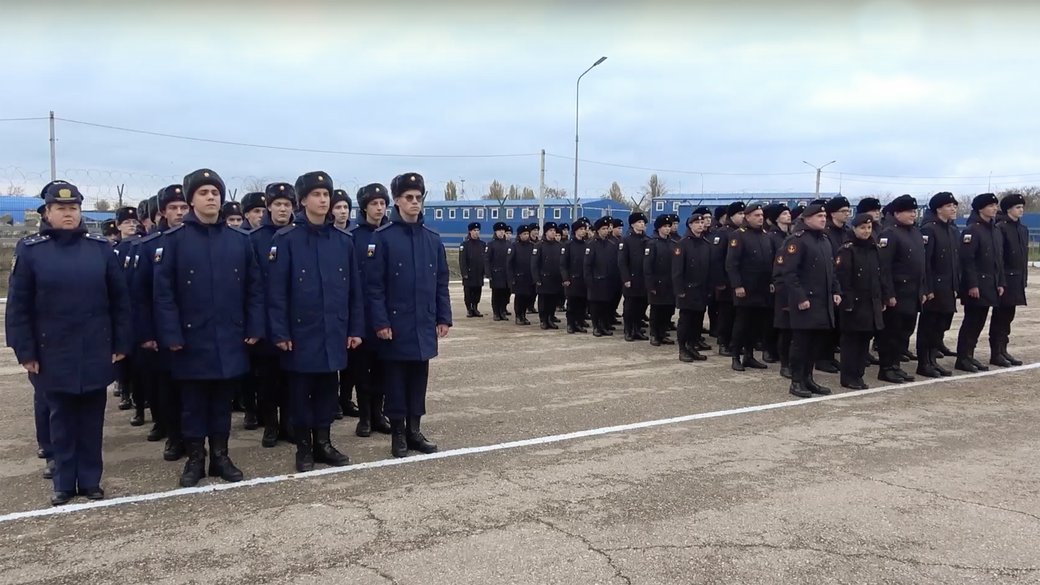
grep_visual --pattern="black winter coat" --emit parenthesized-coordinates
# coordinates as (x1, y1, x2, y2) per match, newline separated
(709, 225, 737, 296)
(618, 232, 649, 297)
(672, 234, 712, 312)
(485, 237, 511, 289)
(878, 223, 927, 315)
(644, 236, 675, 306)
(996, 216, 1028, 307)
(920, 216, 960, 314)
(584, 237, 620, 303)
(532, 239, 564, 294)
(506, 239, 536, 295)
(560, 239, 587, 298)
(780, 229, 841, 330)
(835, 239, 884, 332)
(458, 237, 487, 284)
(725, 226, 775, 307)
(959, 214, 1005, 308)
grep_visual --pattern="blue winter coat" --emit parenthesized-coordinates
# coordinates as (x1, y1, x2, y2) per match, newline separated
(248, 214, 292, 357)
(347, 216, 390, 343)
(364, 211, 452, 361)
(266, 219, 365, 373)
(6, 226, 132, 394)
(152, 212, 265, 380)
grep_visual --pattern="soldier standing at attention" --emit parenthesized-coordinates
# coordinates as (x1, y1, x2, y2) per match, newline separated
(485, 222, 512, 321)
(532, 222, 564, 329)
(645, 214, 676, 346)
(835, 214, 884, 389)
(618, 212, 650, 341)
(955, 193, 1005, 372)
(672, 212, 712, 362)
(876, 195, 927, 384)
(365, 172, 451, 458)
(459, 222, 487, 318)
(711, 202, 745, 356)
(330, 189, 353, 230)
(781, 204, 842, 398)
(7, 182, 132, 505)
(154, 169, 265, 487)
(267, 172, 364, 471)
(916, 192, 960, 378)
(560, 219, 589, 334)
(241, 192, 267, 231)
(584, 217, 618, 337)
(507, 224, 536, 326)
(725, 202, 774, 370)
(222, 201, 244, 229)
(991, 193, 1028, 367)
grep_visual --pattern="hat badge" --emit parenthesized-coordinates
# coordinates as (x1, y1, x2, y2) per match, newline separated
(203, 172, 210, 177)
(58, 188, 72, 199)
(318, 176, 324, 181)
(279, 185, 285, 191)
(410, 175, 416, 181)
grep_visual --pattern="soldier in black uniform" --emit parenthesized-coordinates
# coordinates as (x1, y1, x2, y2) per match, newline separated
(780, 204, 842, 398)
(645, 215, 676, 345)
(584, 217, 618, 336)
(607, 218, 625, 323)
(876, 195, 926, 383)
(459, 222, 487, 318)
(762, 203, 790, 364)
(618, 212, 650, 341)
(991, 193, 1028, 367)
(955, 193, 1005, 372)
(673, 212, 712, 362)
(484, 222, 511, 321)
(559, 223, 570, 243)
(835, 214, 884, 389)
(532, 222, 564, 329)
(917, 192, 960, 377)
(711, 201, 745, 356)
(506, 224, 536, 325)
(102, 218, 119, 243)
(856, 197, 883, 225)
(706, 206, 728, 338)
(561, 219, 589, 333)
(726, 203, 774, 370)
(816, 196, 853, 374)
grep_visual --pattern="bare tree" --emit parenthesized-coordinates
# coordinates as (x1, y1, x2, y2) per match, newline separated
(544, 187, 568, 199)
(605, 182, 625, 204)
(7, 183, 25, 196)
(507, 185, 519, 200)
(95, 199, 112, 212)
(444, 180, 458, 201)
(520, 186, 537, 200)
(483, 180, 506, 201)
(241, 177, 268, 194)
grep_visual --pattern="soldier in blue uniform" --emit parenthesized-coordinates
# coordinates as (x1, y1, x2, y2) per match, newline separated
(485, 222, 512, 321)
(507, 224, 536, 325)
(365, 172, 452, 458)
(346, 183, 394, 437)
(7, 182, 132, 505)
(242, 192, 267, 231)
(113, 206, 142, 414)
(249, 182, 298, 446)
(560, 219, 589, 334)
(835, 214, 884, 389)
(153, 169, 265, 487)
(876, 195, 927, 384)
(459, 222, 487, 318)
(673, 212, 713, 362)
(532, 222, 564, 329)
(328, 188, 356, 419)
(917, 192, 960, 377)
(618, 212, 650, 341)
(991, 193, 1028, 367)
(222, 201, 244, 229)
(330, 189, 352, 231)
(267, 172, 364, 471)
(645, 215, 676, 346)
(133, 184, 190, 461)
(102, 218, 119, 242)
(955, 193, 1005, 372)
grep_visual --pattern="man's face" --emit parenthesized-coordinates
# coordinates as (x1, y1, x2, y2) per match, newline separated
(658, 225, 672, 238)
(804, 212, 828, 231)
(543, 229, 557, 242)
(520, 232, 530, 242)
(468, 228, 480, 239)
(366, 198, 387, 223)
(574, 226, 587, 240)
(303, 188, 330, 217)
(225, 216, 243, 228)
(192, 186, 222, 218)
(597, 226, 611, 238)
(746, 209, 765, 229)
(867, 209, 881, 221)
(730, 211, 745, 225)
(118, 219, 139, 237)
(778, 210, 792, 227)
(689, 218, 706, 236)
(895, 209, 917, 226)
(830, 207, 851, 226)
(1008, 204, 1025, 220)
(245, 207, 264, 228)
(395, 189, 423, 216)
(632, 220, 646, 234)
(937, 203, 958, 222)
(48, 203, 81, 229)
(268, 198, 294, 226)
(560, 229, 569, 240)
(142, 217, 154, 230)
(165, 201, 189, 227)
(854, 222, 873, 240)
(494, 229, 505, 239)
(611, 226, 622, 237)
(979, 203, 999, 220)
(331, 201, 350, 224)
(531, 228, 540, 240)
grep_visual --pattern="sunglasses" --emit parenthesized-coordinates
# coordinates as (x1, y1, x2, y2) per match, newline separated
(400, 194, 423, 202)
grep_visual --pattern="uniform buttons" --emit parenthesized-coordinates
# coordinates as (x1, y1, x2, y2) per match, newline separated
(338, 267, 343, 272)
(299, 277, 304, 282)
(392, 310, 397, 315)
(234, 268, 238, 273)
(301, 269, 306, 273)
(187, 280, 192, 285)
(189, 269, 194, 274)
(186, 324, 192, 329)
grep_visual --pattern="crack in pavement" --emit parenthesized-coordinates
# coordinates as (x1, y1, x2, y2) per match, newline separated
(355, 561, 403, 585)
(600, 541, 1040, 574)
(848, 471, 1040, 524)
(534, 517, 633, 585)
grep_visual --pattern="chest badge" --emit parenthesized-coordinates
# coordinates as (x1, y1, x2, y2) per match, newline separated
(673, 247, 681, 256)
(154, 247, 164, 263)
(644, 247, 651, 256)
(879, 238, 889, 248)
(922, 235, 929, 244)
(730, 239, 738, 248)
(713, 236, 721, 245)
(786, 244, 796, 254)
(366, 243, 376, 258)
(963, 234, 972, 244)
(268, 246, 278, 261)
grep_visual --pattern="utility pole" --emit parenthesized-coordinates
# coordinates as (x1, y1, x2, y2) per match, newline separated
(460, 178, 466, 198)
(574, 56, 607, 224)
(538, 149, 546, 232)
(49, 111, 57, 181)
(803, 160, 837, 198)
(117, 184, 124, 208)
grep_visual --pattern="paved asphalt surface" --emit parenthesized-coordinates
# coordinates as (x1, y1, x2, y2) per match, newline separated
(1, 278, 1039, 584)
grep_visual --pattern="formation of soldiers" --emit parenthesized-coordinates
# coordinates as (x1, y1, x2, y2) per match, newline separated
(9, 171, 451, 506)
(462, 192, 1030, 397)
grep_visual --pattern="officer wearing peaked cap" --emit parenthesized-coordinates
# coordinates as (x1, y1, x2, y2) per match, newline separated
(618, 212, 650, 341)
(876, 194, 927, 384)
(532, 221, 564, 329)
(917, 192, 960, 378)
(459, 221, 487, 318)
(153, 168, 265, 487)
(241, 192, 267, 231)
(7, 182, 132, 505)
(345, 183, 393, 438)
(485, 221, 513, 321)
(955, 193, 1005, 373)
(991, 193, 1028, 367)
(365, 172, 451, 458)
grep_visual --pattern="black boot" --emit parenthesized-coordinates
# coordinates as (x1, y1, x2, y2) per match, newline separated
(118, 393, 133, 411)
(243, 410, 259, 430)
(731, 356, 745, 371)
(466, 303, 476, 318)
(878, 368, 907, 383)
(1002, 343, 1023, 366)
(369, 388, 392, 435)
(355, 390, 372, 437)
(313, 427, 351, 466)
(742, 352, 768, 369)
(814, 360, 840, 374)
(472, 304, 483, 318)
(390, 419, 409, 458)
(718, 345, 733, 357)
(932, 350, 952, 376)
(779, 365, 792, 379)
(954, 356, 980, 373)
(294, 427, 314, 472)
(492, 308, 505, 321)
(262, 408, 280, 448)
(130, 407, 145, 426)
(805, 375, 832, 395)
(916, 360, 941, 378)
(679, 346, 695, 363)
(968, 356, 989, 371)
(343, 400, 360, 418)
(406, 416, 438, 454)
(516, 315, 529, 326)
(989, 347, 1012, 368)
(163, 434, 185, 461)
(147, 423, 166, 442)
(866, 352, 880, 365)
(207, 436, 243, 482)
(179, 439, 206, 487)
(762, 351, 779, 364)
(789, 381, 812, 398)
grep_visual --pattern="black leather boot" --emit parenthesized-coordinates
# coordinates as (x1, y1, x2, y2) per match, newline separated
(789, 381, 812, 398)
(878, 368, 906, 383)
(932, 350, 952, 376)
(989, 346, 1012, 367)
(295, 427, 314, 472)
(164, 433, 185, 461)
(313, 427, 351, 466)
(806, 375, 832, 395)
(679, 346, 695, 363)
(731, 356, 745, 371)
(742, 352, 768, 369)
(954, 356, 980, 372)
(147, 423, 166, 442)
(262, 407, 280, 448)
(243, 410, 259, 430)
(968, 356, 989, 371)
(355, 390, 372, 437)
(207, 436, 243, 482)
(369, 387, 392, 435)
(1002, 343, 1023, 366)
(179, 439, 207, 487)
(916, 360, 941, 378)
(406, 416, 438, 454)
(390, 419, 409, 458)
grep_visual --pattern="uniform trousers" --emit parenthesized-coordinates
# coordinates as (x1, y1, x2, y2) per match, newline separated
(588, 300, 613, 332)
(154, 369, 181, 440)
(716, 298, 735, 348)
(382, 360, 430, 420)
(346, 345, 386, 419)
(464, 285, 483, 309)
(623, 295, 648, 335)
(878, 310, 917, 370)
(839, 331, 873, 382)
(256, 358, 289, 428)
(676, 308, 706, 349)
(565, 296, 587, 328)
(957, 306, 992, 357)
(288, 372, 339, 429)
(538, 293, 562, 325)
(514, 294, 533, 319)
(916, 311, 953, 361)
(491, 288, 511, 317)
(34, 386, 52, 458)
(776, 328, 792, 368)
(731, 306, 769, 356)
(790, 329, 828, 384)
(135, 349, 161, 424)
(46, 388, 107, 493)
(179, 379, 235, 440)
(649, 304, 674, 340)
(989, 306, 1016, 351)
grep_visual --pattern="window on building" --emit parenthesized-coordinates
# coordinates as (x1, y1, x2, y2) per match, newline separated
(350, 209, 357, 219)
(655, 201, 665, 212)
(553, 208, 562, 219)
(476, 208, 485, 219)
(673, 202, 680, 212)
(448, 208, 456, 219)
(434, 209, 443, 220)
(506, 208, 514, 219)
(521, 208, 529, 219)
(462, 208, 470, 219)
(490, 208, 498, 219)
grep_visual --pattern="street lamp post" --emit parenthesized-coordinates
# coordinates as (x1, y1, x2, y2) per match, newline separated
(574, 56, 607, 221)
(803, 160, 837, 198)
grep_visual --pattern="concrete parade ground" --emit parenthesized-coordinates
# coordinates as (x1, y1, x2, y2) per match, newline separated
(1, 277, 1039, 585)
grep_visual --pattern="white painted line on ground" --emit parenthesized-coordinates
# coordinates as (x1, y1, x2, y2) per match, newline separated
(2, 361, 1038, 525)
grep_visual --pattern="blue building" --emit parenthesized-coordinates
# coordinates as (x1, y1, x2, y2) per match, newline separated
(0, 195, 115, 225)
(649, 193, 839, 224)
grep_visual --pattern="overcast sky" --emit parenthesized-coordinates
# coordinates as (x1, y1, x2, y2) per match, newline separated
(2, 0, 1038, 205)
